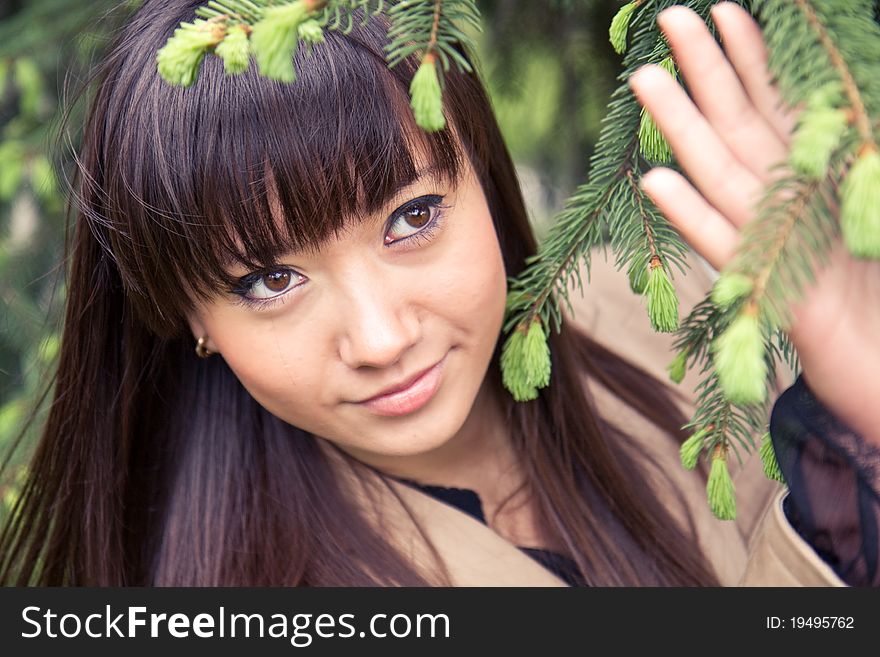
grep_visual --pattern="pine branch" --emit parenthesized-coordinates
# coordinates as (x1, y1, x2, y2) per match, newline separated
(503, 0, 879, 518)
(502, 0, 702, 401)
(155, 0, 481, 131)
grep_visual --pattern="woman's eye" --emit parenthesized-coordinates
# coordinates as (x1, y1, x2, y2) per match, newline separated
(384, 195, 445, 245)
(230, 268, 307, 310)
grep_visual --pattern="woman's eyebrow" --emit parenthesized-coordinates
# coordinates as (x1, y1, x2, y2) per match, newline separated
(385, 164, 447, 205)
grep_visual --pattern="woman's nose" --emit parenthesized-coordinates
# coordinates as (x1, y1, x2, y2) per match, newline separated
(337, 281, 422, 369)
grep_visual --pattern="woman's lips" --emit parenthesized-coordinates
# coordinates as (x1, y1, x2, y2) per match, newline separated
(359, 356, 445, 417)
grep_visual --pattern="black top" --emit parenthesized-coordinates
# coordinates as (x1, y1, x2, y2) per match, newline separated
(401, 374, 880, 587)
(770, 374, 879, 586)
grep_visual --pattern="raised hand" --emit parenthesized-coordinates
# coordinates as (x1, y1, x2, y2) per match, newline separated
(628, 2, 880, 446)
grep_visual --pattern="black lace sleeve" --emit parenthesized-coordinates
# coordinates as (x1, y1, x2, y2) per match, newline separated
(769, 374, 880, 586)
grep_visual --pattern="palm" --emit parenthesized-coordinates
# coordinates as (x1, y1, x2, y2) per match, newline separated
(628, 3, 880, 445)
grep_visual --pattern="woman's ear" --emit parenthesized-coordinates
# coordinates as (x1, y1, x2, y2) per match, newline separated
(185, 310, 218, 353)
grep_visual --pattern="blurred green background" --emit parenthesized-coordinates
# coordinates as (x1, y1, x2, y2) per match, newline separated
(0, 0, 623, 518)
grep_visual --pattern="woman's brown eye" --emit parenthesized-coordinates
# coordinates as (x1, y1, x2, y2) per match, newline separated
(405, 202, 431, 228)
(263, 271, 291, 293)
(385, 195, 444, 245)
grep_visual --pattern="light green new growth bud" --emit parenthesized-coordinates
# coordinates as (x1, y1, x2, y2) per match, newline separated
(638, 107, 672, 162)
(707, 452, 736, 520)
(157, 20, 223, 86)
(658, 55, 677, 78)
(645, 262, 679, 332)
(501, 320, 552, 402)
(250, 1, 310, 83)
(759, 431, 785, 483)
(840, 147, 880, 259)
(712, 309, 767, 404)
(609, 1, 638, 55)
(637, 57, 675, 162)
(667, 349, 688, 385)
(215, 24, 250, 75)
(790, 106, 847, 179)
(298, 19, 325, 46)
(711, 271, 754, 309)
(679, 427, 708, 470)
(410, 55, 445, 132)
(628, 262, 648, 294)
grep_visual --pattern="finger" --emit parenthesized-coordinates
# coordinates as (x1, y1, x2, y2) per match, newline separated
(711, 2, 800, 145)
(656, 5, 788, 183)
(629, 64, 763, 229)
(640, 167, 740, 272)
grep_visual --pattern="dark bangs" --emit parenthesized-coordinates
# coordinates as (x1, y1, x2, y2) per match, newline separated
(89, 4, 464, 335)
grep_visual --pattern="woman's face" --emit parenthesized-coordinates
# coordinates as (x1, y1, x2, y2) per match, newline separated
(187, 158, 508, 462)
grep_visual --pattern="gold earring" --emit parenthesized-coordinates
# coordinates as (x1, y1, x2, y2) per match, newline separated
(195, 335, 215, 358)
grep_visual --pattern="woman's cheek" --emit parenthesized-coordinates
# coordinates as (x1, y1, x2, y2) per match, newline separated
(214, 317, 323, 424)
(455, 210, 507, 320)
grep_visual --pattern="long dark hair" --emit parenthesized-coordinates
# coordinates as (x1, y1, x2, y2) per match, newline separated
(0, 0, 719, 586)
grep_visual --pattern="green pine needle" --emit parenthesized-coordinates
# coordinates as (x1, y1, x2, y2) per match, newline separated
(790, 105, 848, 179)
(710, 272, 754, 309)
(667, 349, 688, 384)
(157, 19, 224, 86)
(638, 107, 672, 163)
(214, 24, 251, 75)
(637, 56, 675, 162)
(679, 427, 708, 470)
(712, 310, 767, 405)
(501, 319, 552, 402)
(628, 262, 648, 294)
(759, 432, 786, 483)
(298, 19, 325, 46)
(645, 263, 679, 332)
(840, 147, 880, 259)
(409, 56, 445, 132)
(707, 452, 736, 520)
(609, 1, 639, 55)
(250, 1, 310, 83)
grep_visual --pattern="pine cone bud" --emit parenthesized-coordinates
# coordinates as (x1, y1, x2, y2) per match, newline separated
(609, 1, 639, 55)
(667, 349, 688, 384)
(840, 147, 880, 259)
(710, 271, 753, 309)
(157, 19, 223, 86)
(250, 1, 310, 83)
(707, 451, 736, 520)
(790, 105, 848, 179)
(409, 54, 446, 132)
(637, 57, 676, 162)
(712, 309, 767, 405)
(501, 319, 552, 402)
(645, 261, 679, 332)
(679, 427, 708, 470)
(215, 24, 251, 75)
(638, 107, 672, 163)
(298, 19, 325, 46)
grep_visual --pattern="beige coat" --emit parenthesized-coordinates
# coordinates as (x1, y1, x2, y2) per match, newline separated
(354, 247, 846, 587)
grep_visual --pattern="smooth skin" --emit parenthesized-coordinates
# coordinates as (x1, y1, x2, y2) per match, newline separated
(629, 2, 880, 447)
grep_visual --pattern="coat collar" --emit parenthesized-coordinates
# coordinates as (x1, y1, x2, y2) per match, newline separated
(387, 477, 570, 586)
(328, 448, 569, 586)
